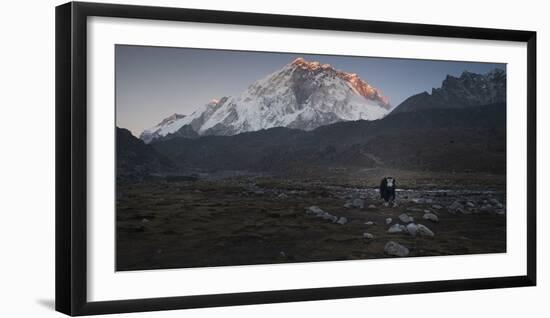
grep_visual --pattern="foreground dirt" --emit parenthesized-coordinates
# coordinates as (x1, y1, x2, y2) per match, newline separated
(116, 169, 506, 271)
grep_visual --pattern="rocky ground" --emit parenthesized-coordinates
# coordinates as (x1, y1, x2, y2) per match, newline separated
(116, 169, 506, 271)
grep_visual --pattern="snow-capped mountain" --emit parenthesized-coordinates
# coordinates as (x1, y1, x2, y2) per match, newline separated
(140, 57, 391, 143)
(391, 68, 506, 114)
(139, 113, 186, 144)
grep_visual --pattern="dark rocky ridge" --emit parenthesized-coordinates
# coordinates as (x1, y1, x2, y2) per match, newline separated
(391, 69, 506, 114)
(149, 103, 505, 174)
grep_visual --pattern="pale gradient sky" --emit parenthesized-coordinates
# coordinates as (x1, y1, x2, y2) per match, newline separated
(115, 45, 505, 137)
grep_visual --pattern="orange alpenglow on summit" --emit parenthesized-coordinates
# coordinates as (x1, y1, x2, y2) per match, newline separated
(291, 57, 391, 109)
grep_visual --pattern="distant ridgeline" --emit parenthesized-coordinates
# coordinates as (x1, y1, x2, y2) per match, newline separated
(117, 63, 506, 177)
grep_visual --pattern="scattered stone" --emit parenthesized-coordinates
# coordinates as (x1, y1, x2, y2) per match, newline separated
(368, 204, 377, 209)
(392, 201, 399, 208)
(306, 206, 324, 216)
(386, 217, 392, 225)
(423, 213, 439, 223)
(407, 207, 423, 213)
(417, 224, 435, 237)
(344, 202, 353, 208)
(495, 209, 506, 215)
(383, 202, 389, 207)
(141, 218, 150, 223)
(466, 201, 475, 208)
(406, 223, 418, 236)
(495, 203, 504, 209)
(336, 217, 348, 225)
(398, 213, 414, 223)
(480, 204, 494, 213)
(352, 198, 365, 209)
(363, 232, 374, 240)
(365, 221, 374, 226)
(277, 193, 288, 199)
(489, 198, 500, 205)
(448, 201, 465, 214)
(388, 223, 405, 233)
(384, 241, 410, 257)
(432, 204, 443, 210)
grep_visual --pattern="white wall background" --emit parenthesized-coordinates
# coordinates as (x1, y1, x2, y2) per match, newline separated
(0, 0, 546, 317)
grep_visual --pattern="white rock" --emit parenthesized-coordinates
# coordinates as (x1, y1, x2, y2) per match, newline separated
(363, 232, 374, 239)
(368, 204, 377, 209)
(448, 201, 464, 214)
(365, 221, 374, 226)
(386, 217, 392, 225)
(423, 213, 439, 223)
(336, 217, 348, 225)
(384, 241, 410, 257)
(466, 201, 475, 208)
(352, 198, 365, 209)
(398, 213, 414, 223)
(406, 223, 418, 236)
(417, 224, 435, 237)
(306, 206, 324, 215)
(388, 223, 405, 233)
(432, 204, 443, 210)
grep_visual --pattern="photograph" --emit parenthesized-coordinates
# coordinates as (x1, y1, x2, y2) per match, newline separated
(115, 45, 507, 271)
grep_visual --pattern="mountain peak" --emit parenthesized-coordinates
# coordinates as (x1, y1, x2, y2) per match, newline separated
(155, 113, 185, 127)
(391, 68, 506, 114)
(140, 57, 392, 142)
(291, 57, 333, 71)
(289, 57, 390, 109)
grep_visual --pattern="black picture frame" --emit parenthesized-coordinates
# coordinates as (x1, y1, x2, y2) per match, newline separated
(55, 1, 537, 316)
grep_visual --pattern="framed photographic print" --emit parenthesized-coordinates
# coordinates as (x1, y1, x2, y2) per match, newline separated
(55, 1, 536, 316)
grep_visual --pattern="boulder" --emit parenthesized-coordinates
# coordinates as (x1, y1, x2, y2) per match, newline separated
(388, 223, 405, 233)
(417, 224, 435, 237)
(448, 201, 465, 214)
(432, 204, 443, 210)
(385, 217, 392, 225)
(336, 217, 348, 225)
(306, 206, 324, 216)
(398, 213, 414, 223)
(365, 221, 374, 226)
(368, 204, 377, 209)
(363, 232, 374, 240)
(406, 223, 418, 236)
(384, 241, 410, 257)
(352, 198, 365, 209)
(423, 213, 439, 223)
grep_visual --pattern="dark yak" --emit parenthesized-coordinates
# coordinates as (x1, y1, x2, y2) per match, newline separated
(379, 177, 396, 202)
